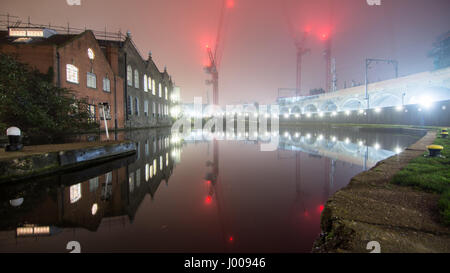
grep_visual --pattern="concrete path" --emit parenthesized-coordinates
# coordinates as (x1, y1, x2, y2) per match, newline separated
(313, 131, 450, 253)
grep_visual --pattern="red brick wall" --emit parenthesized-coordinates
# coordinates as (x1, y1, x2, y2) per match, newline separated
(0, 43, 54, 75)
(0, 32, 126, 131)
(58, 31, 124, 130)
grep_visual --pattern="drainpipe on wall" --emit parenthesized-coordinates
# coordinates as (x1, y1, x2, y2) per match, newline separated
(114, 74, 118, 133)
(124, 53, 129, 123)
(56, 51, 61, 88)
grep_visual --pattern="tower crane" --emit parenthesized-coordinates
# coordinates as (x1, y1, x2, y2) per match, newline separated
(205, 0, 233, 106)
(282, 0, 310, 97)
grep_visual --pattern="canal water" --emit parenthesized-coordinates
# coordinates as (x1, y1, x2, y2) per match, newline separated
(0, 126, 425, 253)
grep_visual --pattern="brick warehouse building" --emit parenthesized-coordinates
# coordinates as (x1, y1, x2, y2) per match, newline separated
(0, 29, 125, 131)
(0, 27, 175, 131)
(99, 32, 174, 129)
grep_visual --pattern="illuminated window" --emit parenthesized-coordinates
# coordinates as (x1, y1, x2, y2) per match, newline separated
(88, 48, 95, 60)
(66, 64, 79, 84)
(153, 159, 157, 175)
(70, 183, 82, 204)
(103, 77, 110, 92)
(127, 65, 132, 86)
(149, 165, 153, 178)
(87, 72, 97, 88)
(134, 69, 139, 88)
(91, 203, 98, 215)
(148, 76, 152, 92)
(145, 164, 150, 181)
(166, 152, 169, 166)
(160, 156, 163, 171)
(159, 83, 162, 97)
(152, 80, 156, 95)
(144, 74, 148, 92)
(153, 102, 156, 117)
(165, 86, 168, 100)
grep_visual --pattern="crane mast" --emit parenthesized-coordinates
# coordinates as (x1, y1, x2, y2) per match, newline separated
(205, 0, 231, 106)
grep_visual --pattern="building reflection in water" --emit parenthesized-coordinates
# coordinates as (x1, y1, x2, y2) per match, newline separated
(0, 126, 424, 252)
(0, 128, 181, 244)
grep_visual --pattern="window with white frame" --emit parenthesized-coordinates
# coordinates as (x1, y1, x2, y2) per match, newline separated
(153, 102, 156, 117)
(87, 72, 97, 89)
(144, 100, 149, 117)
(144, 75, 148, 92)
(127, 65, 132, 86)
(103, 77, 111, 92)
(134, 69, 139, 88)
(66, 64, 79, 84)
(159, 83, 162, 97)
(100, 103, 111, 120)
(165, 86, 168, 100)
(70, 183, 82, 204)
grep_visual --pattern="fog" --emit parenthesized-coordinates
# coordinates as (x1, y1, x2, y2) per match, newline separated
(2, 0, 449, 105)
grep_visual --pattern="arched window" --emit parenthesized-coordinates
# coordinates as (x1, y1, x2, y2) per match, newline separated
(152, 80, 156, 95)
(165, 86, 168, 100)
(159, 83, 162, 97)
(66, 64, 79, 84)
(144, 74, 148, 92)
(127, 65, 132, 86)
(134, 69, 139, 88)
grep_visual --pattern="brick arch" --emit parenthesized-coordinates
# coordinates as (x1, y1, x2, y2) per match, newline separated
(340, 98, 365, 110)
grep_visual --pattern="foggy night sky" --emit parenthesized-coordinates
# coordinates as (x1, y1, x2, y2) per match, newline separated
(1, 0, 449, 105)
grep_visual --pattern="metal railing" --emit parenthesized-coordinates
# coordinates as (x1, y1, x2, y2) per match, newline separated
(0, 13, 126, 42)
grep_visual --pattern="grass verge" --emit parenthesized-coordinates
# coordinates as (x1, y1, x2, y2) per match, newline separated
(392, 132, 450, 225)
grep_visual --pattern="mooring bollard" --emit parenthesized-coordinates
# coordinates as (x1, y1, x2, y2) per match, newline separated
(427, 145, 444, 157)
(5, 127, 24, 152)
